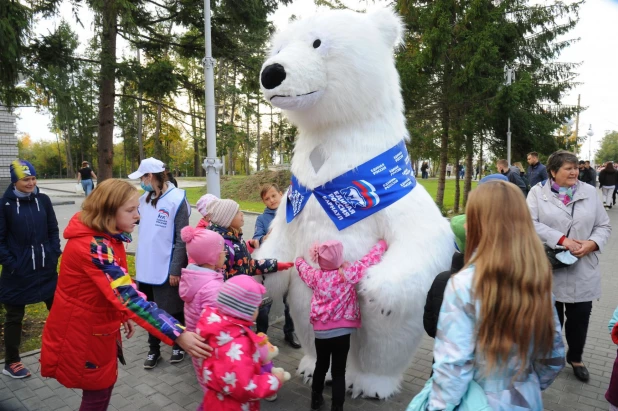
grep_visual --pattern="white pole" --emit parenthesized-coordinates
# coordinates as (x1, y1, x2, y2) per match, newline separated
(507, 117, 511, 166)
(202, 0, 222, 196)
(504, 65, 514, 165)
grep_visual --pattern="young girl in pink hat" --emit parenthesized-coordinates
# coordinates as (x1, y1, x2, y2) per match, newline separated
(296, 240, 387, 411)
(179, 226, 227, 401)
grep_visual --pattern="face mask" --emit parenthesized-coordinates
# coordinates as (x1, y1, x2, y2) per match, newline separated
(556, 250, 578, 265)
(140, 180, 154, 192)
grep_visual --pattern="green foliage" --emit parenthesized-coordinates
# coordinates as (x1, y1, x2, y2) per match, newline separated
(595, 131, 618, 164)
(0, 0, 33, 107)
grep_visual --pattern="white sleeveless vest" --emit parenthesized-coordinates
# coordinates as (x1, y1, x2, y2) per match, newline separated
(136, 185, 191, 285)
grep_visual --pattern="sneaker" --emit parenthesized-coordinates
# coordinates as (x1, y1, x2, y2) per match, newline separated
(170, 348, 185, 364)
(143, 351, 161, 369)
(264, 394, 277, 402)
(2, 362, 31, 379)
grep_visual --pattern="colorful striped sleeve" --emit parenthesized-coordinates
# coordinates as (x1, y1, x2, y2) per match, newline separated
(88, 236, 184, 345)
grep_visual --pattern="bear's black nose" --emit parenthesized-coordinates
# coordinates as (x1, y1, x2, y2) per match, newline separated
(261, 63, 286, 90)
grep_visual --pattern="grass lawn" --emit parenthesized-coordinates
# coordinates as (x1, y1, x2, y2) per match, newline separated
(0, 255, 137, 360)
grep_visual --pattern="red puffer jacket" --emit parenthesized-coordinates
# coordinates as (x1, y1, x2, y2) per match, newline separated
(41, 213, 185, 390)
(197, 306, 282, 410)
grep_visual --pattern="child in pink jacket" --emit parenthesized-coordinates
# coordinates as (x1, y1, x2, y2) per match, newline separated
(295, 239, 387, 411)
(179, 225, 226, 404)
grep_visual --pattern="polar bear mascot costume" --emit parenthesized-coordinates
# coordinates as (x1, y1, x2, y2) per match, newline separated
(255, 8, 454, 399)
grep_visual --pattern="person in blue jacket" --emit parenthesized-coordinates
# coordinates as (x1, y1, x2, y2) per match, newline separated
(250, 183, 301, 349)
(0, 160, 61, 378)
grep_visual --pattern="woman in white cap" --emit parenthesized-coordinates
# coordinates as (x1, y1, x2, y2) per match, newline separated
(128, 157, 190, 369)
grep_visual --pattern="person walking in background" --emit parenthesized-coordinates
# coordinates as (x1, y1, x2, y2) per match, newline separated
(578, 161, 593, 186)
(496, 159, 527, 196)
(40, 179, 211, 411)
(446, 164, 452, 177)
(250, 184, 301, 349)
(421, 162, 429, 179)
(128, 157, 191, 369)
(514, 161, 530, 190)
(0, 160, 61, 378)
(599, 161, 618, 209)
(528, 150, 611, 382)
(296, 240, 387, 411)
(77, 161, 97, 196)
(585, 161, 597, 187)
(424, 181, 565, 410)
(526, 151, 548, 187)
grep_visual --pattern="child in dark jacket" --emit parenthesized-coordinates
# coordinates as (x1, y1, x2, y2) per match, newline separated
(205, 197, 293, 278)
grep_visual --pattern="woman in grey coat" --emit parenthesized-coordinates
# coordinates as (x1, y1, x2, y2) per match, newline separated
(527, 150, 611, 382)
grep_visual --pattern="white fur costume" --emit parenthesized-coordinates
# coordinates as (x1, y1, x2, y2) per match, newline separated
(255, 8, 454, 399)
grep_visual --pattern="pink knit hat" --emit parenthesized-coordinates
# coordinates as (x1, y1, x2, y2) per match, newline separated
(216, 275, 266, 321)
(196, 194, 218, 218)
(310, 240, 345, 271)
(180, 226, 224, 266)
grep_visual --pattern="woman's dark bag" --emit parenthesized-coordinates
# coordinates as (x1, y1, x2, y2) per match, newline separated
(545, 203, 576, 270)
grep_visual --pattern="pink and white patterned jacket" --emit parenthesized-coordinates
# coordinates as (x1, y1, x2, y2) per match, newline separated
(295, 240, 387, 331)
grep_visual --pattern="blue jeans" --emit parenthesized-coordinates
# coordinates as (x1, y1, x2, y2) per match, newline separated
(81, 179, 93, 196)
(256, 294, 295, 335)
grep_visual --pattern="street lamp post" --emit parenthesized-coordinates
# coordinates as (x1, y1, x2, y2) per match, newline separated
(504, 65, 515, 165)
(202, 0, 222, 196)
(587, 125, 594, 162)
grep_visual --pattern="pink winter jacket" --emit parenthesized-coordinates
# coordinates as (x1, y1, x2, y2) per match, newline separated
(179, 264, 224, 394)
(295, 240, 387, 331)
(179, 264, 223, 332)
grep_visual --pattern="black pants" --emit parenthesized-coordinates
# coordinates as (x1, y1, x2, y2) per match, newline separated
(555, 301, 592, 363)
(313, 334, 350, 407)
(255, 294, 295, 335)
(139, 283, 184, 353)
(3, 297, 54, 364)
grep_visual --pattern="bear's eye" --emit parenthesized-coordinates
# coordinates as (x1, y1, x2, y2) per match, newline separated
(313, 39, 321, 49)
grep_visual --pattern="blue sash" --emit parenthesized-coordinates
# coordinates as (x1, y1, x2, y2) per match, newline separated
(286, 140, 416, 230)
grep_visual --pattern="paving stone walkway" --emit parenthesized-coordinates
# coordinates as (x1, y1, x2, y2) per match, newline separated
(2, 211, 618, 411)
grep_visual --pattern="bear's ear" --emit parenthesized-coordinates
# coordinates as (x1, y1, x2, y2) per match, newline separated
(368, 8, 404, 49)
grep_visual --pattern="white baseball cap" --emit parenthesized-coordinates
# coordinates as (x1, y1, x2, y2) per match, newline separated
(128, 157, 165, 179)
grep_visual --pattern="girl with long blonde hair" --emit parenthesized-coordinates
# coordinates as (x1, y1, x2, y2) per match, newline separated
(426, 181, 565, 410)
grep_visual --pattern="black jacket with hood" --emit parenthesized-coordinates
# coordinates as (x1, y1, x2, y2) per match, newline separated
(423, 251, 465, 339)
(0, 185, 61, 305)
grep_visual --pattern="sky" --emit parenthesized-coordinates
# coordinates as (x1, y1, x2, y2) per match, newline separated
(15, 0, 618, 159)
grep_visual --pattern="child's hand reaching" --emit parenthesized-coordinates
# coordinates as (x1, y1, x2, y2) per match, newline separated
(277, 262, 294, 271)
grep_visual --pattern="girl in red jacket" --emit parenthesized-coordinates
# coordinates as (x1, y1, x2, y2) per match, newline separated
(196, 274, 287, 410)
(40, 179, 212, 411)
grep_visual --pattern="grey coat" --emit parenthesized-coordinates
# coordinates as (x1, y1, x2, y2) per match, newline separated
(527, 181, 611, 303)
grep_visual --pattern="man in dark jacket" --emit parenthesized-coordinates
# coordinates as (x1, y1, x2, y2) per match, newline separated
(526, 151, 549, 187)
(497, 159, 528, 196)
(0, 160, 61, 378)
(586, 161, 597, 187)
